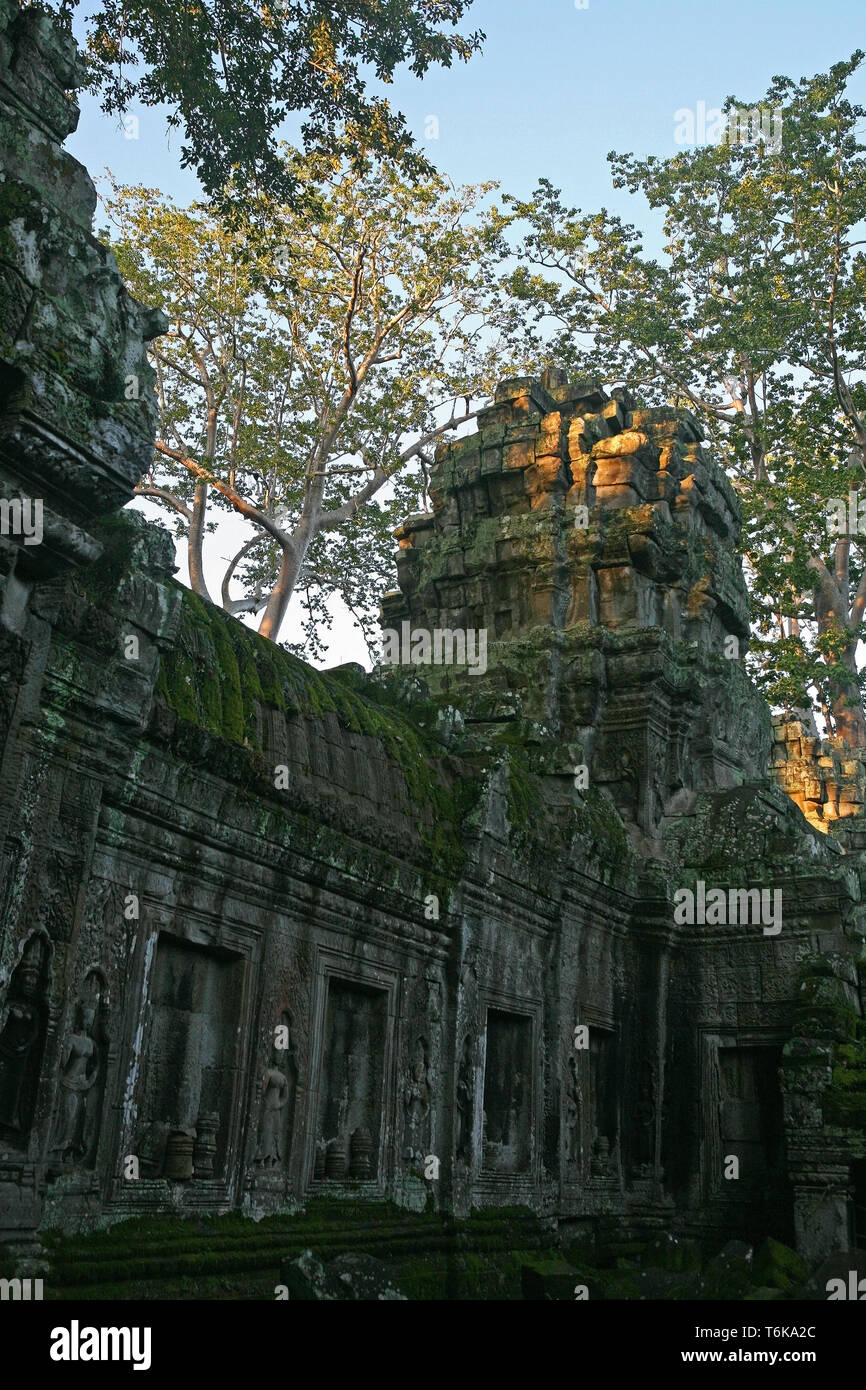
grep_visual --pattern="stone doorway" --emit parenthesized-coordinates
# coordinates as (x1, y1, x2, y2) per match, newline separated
(481, 1009, 532, 1174)
(315, 980, 388, 1183)
(718, 1045, 785, 1188)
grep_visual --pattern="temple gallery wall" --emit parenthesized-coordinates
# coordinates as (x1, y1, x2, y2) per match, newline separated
(2, 0, 866, 1273)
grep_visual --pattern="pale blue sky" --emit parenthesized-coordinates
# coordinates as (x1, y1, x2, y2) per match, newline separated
(69, 0, 866, 230)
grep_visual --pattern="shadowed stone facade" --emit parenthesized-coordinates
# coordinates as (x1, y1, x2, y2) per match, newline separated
(1, 0, 865, 1283)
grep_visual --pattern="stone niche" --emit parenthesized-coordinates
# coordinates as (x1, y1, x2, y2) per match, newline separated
(717, 1044, 786, 1192)
(315, 980, 389, 1184)
(590, 1029, 617, 1143)
(136, 935, 243, 1180)
(481, 1009, 533, 1175)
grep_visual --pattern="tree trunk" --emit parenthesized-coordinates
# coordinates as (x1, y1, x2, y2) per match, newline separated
(827, 637, 866, 746)
(258, 544, 302, 641)
(813, 582, 866, 745)
(188, 480, 213, 603)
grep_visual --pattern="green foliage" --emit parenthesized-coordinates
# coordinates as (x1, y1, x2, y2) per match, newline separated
(825, 1023, 866, 1129)
(42, 0, 483, 210)
(101, 153, 503, 656)
(494, 53, 866, 736)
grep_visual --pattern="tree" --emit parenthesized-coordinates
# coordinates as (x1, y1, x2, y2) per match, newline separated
(43, 0, 483, 208)
(102, 151, 500, 654)
(495, 53, 866, 743)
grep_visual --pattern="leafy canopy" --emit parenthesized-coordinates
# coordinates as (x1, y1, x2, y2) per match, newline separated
(44, 0, 483, 206)
(102, 148, 501, 657)
(494, 52, 866, 735)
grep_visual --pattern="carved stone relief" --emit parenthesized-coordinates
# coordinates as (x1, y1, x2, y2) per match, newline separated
(0, 934, 49, 1145)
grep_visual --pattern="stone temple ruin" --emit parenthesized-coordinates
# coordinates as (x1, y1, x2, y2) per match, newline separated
(1, 0, 866, 1296)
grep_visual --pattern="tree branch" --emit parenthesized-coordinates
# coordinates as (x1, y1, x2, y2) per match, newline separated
(133, 485, 192, 522)
(154, 441, 297, 558)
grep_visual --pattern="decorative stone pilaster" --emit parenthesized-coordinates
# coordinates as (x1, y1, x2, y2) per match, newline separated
(780, 951, 866, 1261)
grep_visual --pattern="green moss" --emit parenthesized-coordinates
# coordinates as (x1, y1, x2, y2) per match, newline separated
(584, 784, 630, 863)
(504, 747, 544, 833)
(151, 585, 483, 881)
(69, 524, 631, 891)
(825, 1035, 866, 1129)
(792, 995, 859, 1044)
(753, 1238, 808, 1295)
(43, 1202, 559, 1301)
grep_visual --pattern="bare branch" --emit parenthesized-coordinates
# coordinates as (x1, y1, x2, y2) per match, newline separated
(155, 441, 297, 558)
(133, 485, 193, 522)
